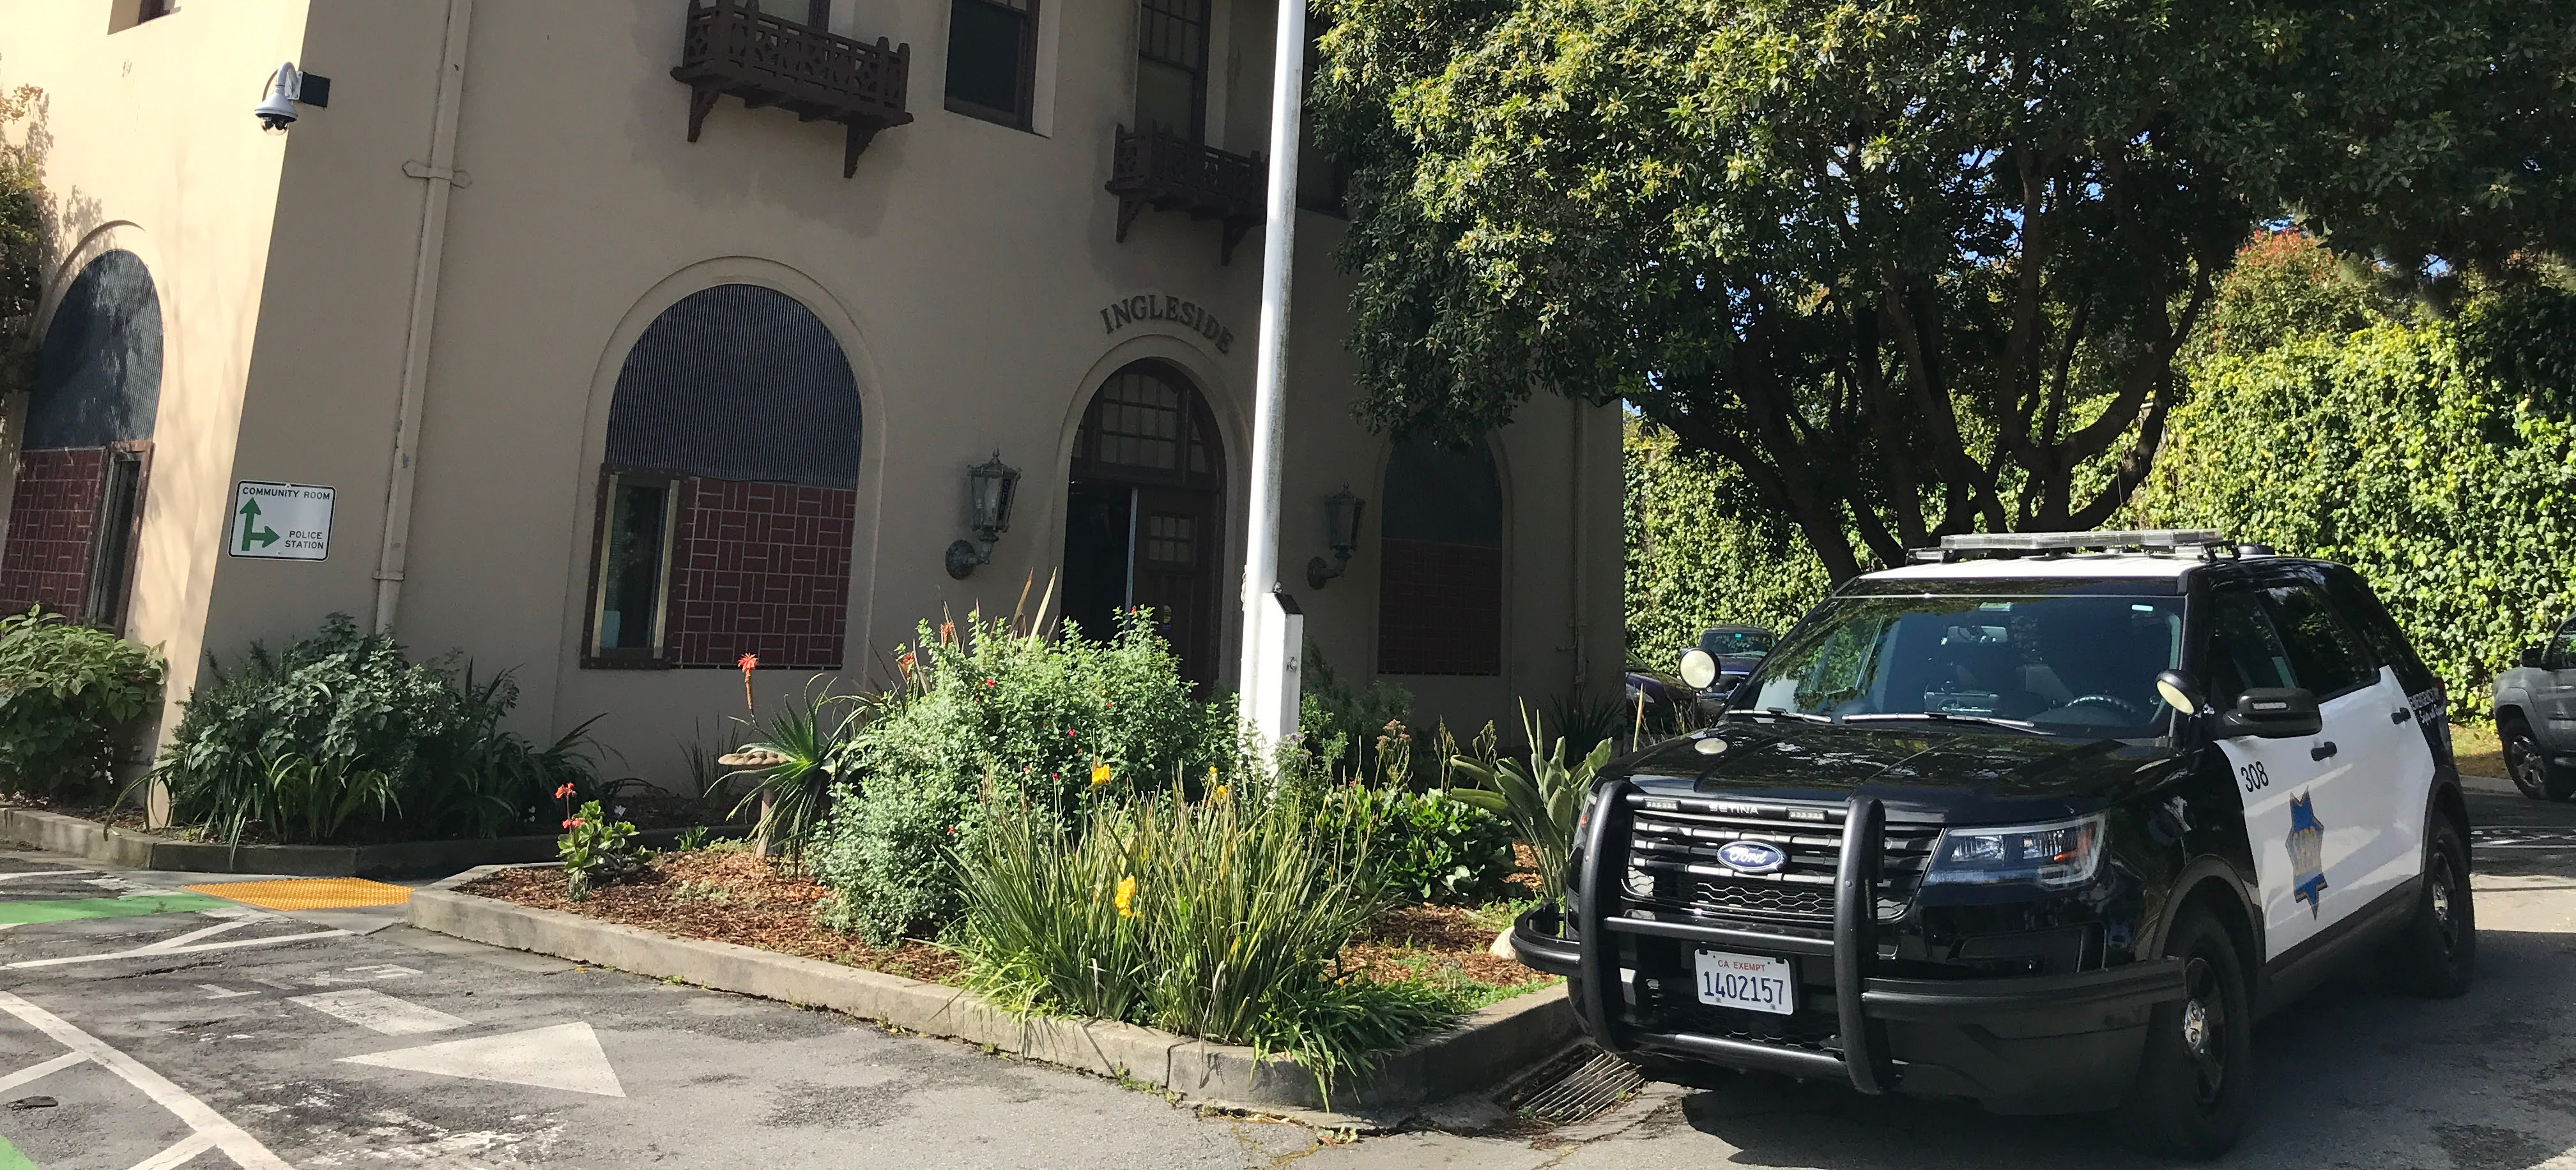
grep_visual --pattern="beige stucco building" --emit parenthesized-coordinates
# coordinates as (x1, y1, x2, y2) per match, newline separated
(1, 0, 1623, 793)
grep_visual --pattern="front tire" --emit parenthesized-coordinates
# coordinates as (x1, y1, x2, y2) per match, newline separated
(2120, 908, 2255, 1159)
(2504, 721, 2575, 802)
(2379, 819, 2476, 998)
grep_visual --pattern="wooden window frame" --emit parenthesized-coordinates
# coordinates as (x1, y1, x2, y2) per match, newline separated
(1135, 0, 1212, 143)
(581, 467, 685, 669)
(943, 0, 1041, 131)
(82, 442, 150, 635)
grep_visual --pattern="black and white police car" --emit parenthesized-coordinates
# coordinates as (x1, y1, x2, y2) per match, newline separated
(1513, 531, 2471, 1157)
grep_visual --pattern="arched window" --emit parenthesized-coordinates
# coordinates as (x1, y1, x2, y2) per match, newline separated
(587, 284, 862, 669)
(0, 250, 162, 629)
(1062, 361, 1225, 683)
(1377, 436, 1501, 676)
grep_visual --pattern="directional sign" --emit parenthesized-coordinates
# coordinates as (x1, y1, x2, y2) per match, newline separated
(229, 482, 332, 560)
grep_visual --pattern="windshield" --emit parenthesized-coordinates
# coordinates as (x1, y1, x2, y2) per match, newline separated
(1742, 595, 2183, 736)
(1700, 627, 1775, 658)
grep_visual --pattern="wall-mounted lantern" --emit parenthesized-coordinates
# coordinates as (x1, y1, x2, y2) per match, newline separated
(946, 451, 1022, 579)
(1304, 487, 1366, 588)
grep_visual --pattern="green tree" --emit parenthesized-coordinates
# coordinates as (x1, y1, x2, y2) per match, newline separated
(0, 84, 45, 396)
(1313, 0, 2575, 581)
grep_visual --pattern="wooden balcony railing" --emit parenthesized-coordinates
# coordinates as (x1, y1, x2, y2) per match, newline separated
(671, 0, 913, 177)
(1108, 127, 1264, 265)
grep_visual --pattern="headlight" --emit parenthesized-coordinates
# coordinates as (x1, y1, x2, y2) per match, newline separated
(1922, 814, 2106, 890)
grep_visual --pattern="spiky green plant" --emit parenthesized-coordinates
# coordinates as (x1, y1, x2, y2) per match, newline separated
(1444, 704, 1614, 906)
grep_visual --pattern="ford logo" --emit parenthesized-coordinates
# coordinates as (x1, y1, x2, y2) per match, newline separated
(1718, 840, 1788, 874)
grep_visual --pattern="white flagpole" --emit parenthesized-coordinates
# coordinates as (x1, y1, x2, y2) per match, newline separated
(1236, 0, 1308, 752)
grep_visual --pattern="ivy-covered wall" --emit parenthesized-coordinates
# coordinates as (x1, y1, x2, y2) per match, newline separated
(1623, 420, 1829, 671)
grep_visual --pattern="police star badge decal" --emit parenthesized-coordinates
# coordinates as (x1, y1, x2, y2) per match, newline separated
(2287, 791, 2327, 917)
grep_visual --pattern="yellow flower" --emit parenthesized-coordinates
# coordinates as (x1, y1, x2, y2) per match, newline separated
(1213, 784, 1229, 801)
(1090, 762, 1112, 787)
(1114, 875, 1137, 918)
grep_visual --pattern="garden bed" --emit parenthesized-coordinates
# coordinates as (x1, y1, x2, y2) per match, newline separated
(0, 802, 739, 877)
(460, 848, 1551, 1005)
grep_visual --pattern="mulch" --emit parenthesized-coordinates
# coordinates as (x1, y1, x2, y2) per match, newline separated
(1341, 902, 1543, 990)
(462, 850, 963, 984)
(465, 847, 1549, 997)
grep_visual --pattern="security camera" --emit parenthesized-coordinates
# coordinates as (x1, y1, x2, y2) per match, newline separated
(253, 62, 329, 132)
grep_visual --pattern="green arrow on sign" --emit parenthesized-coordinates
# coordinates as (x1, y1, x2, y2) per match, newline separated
(238, 498, 279, 551)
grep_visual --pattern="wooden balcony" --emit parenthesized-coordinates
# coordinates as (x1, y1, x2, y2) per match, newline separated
(671, 0, 913, 177)
(1108, 127, 1264, 265)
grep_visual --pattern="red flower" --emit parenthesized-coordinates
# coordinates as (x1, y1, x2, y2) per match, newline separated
(737, 653, 758, 672)
(562, 817, 583, 830)
(984, 678, 996, 687)
(553, 783, 576, 800)
(1065, 728, 1077, 738)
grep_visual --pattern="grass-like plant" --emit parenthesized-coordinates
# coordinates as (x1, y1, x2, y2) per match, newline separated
(957, 784, 1460, 1092)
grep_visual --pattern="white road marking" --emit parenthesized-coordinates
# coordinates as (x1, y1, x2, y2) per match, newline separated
(198, 984, 257, 1000)
(0, 1050, 87, 1095)
(6, 927, 348, 969)
(291, 989, 468, 1036)
(342, 964, 422, 980)
(124, 1130, 218, 1170)
(0, 990, 293, 1170)
(341, 1022, 626, 1098)
(0, 867, 90, 883)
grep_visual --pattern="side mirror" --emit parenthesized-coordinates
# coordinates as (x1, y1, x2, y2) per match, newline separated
(2523, 644, 2549, 669)
(2154, 669, 2207, 715)
(2218, 687, 2324, 740)
(1678, 648, 1719, 690)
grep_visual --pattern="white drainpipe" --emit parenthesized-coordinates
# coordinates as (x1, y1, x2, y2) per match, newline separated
(371, 0, 475, 634)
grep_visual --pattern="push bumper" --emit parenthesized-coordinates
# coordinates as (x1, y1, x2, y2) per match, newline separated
(1521, 793, 2189, 1113)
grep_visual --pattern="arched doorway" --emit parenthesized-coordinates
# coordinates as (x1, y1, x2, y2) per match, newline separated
(1377, 436, 1503, 676)
(0, 250, 162, 630)
(586, 284, 862, 669)
(1062, 360, 1225, 684)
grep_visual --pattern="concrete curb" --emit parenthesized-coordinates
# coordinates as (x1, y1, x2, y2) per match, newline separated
(0, 808, 733, 878)
(2463, 773, 2517, 798)
(408, 865, 1575, 1123)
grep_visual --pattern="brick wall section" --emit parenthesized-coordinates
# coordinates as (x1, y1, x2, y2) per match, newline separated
(670, 476, 855, 668)
(0, 448, 107, 616)
(1377, 538, 1503, 676)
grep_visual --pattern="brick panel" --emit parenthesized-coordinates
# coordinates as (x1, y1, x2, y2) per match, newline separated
(0, 448, 107, 616)
(1377, 538, 1502, 676)
(670, 476, 855, 668)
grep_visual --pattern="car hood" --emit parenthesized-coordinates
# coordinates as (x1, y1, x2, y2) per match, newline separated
(1613, 722, 2186, 823)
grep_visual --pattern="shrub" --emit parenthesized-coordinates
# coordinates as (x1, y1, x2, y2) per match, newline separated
(807, 611, 1234, 944)
(558, 800, 641, 900)
(154, 615, 598, 845)
(1298, 643, 1411, 779)
(1623, 419, 1832, 669)
(0, 609, 164, 797)
(1447, 705, 1613, 907)
(1319, 786, 1515, 905)
(956, 786, 1459, 1090)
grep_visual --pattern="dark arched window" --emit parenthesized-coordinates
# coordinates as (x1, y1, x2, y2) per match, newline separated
(1062, 361, 1226, 683)
(0, 250, 162, 628)
(587, 284, 862, 669)
(1377, 436, 1502, 676)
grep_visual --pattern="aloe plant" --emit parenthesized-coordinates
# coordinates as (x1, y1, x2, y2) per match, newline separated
(1443, 703, 1613, 906)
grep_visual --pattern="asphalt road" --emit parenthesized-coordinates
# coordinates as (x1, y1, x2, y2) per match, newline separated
(0, 789, 2571, 1169)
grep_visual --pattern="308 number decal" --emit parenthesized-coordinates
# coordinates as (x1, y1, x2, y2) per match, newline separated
(2239, 761, 2271, 793)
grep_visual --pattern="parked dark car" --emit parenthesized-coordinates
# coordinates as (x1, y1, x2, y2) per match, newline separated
(1516, 531, 2471, 1157)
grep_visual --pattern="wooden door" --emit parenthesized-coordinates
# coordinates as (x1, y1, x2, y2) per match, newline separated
(1132, 487, 1220, 685)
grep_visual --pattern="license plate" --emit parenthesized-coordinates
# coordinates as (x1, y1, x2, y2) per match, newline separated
(1694, 949, 1795, 1015)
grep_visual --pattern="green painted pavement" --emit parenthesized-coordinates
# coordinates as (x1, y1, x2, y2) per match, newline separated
(0, 1132, 34, 1169)
(0, 893, 234, 925)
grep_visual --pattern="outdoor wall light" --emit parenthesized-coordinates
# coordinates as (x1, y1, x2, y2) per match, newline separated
(1304, 487, 1366, 588)
(946, 451, 1022, 579)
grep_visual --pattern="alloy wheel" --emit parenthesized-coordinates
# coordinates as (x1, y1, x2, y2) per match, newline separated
(2180, 955, 2227, 1107)
(2510, 733, 2549, 798)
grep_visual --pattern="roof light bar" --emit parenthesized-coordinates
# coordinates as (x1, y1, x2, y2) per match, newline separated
(1909, 529, 2228, 563)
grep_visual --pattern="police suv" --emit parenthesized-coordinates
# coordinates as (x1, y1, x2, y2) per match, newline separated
(1513, 531, 2471, 1157)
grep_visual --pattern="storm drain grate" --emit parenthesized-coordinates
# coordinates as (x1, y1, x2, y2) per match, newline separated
(1493, 1045, 1647, 1127)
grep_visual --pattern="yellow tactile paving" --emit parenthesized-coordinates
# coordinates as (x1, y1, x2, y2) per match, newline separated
(183, 878, 412, 911)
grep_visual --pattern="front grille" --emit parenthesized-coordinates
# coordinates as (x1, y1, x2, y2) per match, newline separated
(1623, 794, 1939, 923)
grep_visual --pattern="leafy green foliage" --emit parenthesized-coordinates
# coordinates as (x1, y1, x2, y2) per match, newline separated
(558, 800, 641, 900)
(956, 787, 1459, 1091)
(1623, 420, 1830, 669)
(153, 616, 599, 845)
(807, 612, 1235, 944)
(1320, 786, 1516, 905)
(1314, 0, 2576, 581)
(1297, 642, 1411, 779)
(1445, 706, 1612, 905)
(0, 85, 43, 396)
(0, 609, 164, 796)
